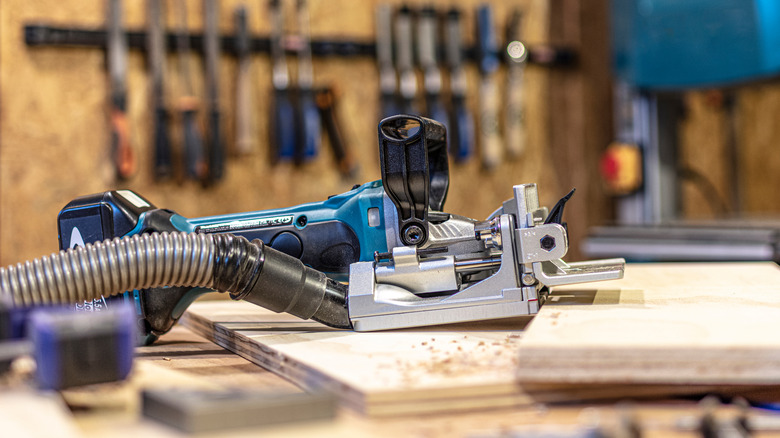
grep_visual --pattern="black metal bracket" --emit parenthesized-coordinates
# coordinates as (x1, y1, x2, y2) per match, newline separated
(23, 24, 576, 67)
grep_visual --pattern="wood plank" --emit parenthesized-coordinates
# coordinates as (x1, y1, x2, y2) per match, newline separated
(181, 301, 535, 416)
(516, 262, 780, 399)
(182, 262, 780, 410)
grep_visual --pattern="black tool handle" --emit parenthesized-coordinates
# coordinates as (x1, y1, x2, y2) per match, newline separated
(181, 106, 206, 180)
(315, 87, 358, 179)
(206, 108, 223, 181)
(152, 106, 172, 179)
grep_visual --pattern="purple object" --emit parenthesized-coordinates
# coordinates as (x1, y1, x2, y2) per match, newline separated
(29, 304, 137, 390)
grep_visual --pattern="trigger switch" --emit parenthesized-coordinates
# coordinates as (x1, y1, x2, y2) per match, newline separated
(270, 232, 303, 258)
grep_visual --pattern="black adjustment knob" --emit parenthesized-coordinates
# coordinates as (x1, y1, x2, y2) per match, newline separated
(270, 232, 303, 258)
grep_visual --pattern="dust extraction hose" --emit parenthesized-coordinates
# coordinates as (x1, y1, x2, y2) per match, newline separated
(0, 232, 351, 329)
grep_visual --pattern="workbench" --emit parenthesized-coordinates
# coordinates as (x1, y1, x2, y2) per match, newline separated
(3, 262, 780, 437)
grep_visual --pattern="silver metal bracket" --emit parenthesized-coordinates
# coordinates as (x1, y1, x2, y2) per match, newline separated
(348, 183, 625, 331)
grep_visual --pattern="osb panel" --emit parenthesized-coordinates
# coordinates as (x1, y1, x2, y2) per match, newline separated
(0, 0, 589, 266)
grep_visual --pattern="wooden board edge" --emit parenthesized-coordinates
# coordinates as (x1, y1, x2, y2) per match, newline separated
(516, 346, 780, 385)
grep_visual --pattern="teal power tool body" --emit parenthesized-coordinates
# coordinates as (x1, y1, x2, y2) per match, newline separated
(57, 115, 450, 343)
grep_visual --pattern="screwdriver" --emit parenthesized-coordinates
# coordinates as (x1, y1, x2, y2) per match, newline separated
(147, 0, 172, 180)
(107, 0, 135, 180)
(375, 4, 398, 118)
(504, 9, 527, 159)
(416, 7, 448, 126)
(293, 0, 321, 165)
(444, 8, 474, 163)
(476, 4, 502, 170)
(175, 0, 206, 181)
(234, 6, 254, 156)
(315, 86, 358, 180)
(394, 6, 417, 115)
(203, 0, 224, 183)
(268, 0, 296, 164)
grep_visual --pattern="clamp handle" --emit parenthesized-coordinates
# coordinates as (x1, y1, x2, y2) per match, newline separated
(378, 115, 449, 246)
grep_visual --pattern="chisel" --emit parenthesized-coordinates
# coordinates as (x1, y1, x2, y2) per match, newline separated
(444, 8, 474, 163)
(504, 9, 527, 159)
(107, 0, 135, 180)
(203, 0, 224, 183)
(293, 0, 320, 165)
(147, 0, 172, 180)
(375, 4, 398, 118)
(175, 0, 206, 181)
(315, 86, 358, 180)
(476, 4, 502, 170)
(268, 0, 295, 164)
(416, 7, 448, 126)
(394, 6, 417, 115)
(233, 6, 254, 156)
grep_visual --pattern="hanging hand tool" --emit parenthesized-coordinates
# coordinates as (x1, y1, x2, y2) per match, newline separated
(233, 6, 254, 156)
(293, 0, 321, 165)
(203, 0, 224, 183)
(476, 4, 502, 170)
(175, 0, 207, 181)
(444, 8, 474, 163)
(107, 0, 136, 180)
(375, 4, 398, 118)
(416, 7, 448, 128)
(504, 9, 527, 159)
(147, 0, 172, 180)
(315, 86, 359, 179)
(52, 115, 624, 342)
(394, 6, 417, 115)
(268, 0, 296, 163)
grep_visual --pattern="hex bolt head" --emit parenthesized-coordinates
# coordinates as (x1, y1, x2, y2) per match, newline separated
(540, 235, 556, 251)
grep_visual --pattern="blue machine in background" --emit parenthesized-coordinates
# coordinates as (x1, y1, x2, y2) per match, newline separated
(584, 0, 780, 262)
(612, 0, 780, 89)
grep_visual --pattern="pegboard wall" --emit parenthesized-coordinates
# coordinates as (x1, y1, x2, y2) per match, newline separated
(0, 0, 611, 265)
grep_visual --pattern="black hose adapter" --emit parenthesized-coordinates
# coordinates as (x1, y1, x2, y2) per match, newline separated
(213, 235, 352, 329)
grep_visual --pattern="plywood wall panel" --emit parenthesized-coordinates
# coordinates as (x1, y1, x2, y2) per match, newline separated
(0, 0, 608, 265)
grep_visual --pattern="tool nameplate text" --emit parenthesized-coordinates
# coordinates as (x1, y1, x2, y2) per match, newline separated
(197, 215, 294, 233)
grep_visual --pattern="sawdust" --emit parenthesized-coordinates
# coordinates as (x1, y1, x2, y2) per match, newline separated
(393, 334, 525, 385)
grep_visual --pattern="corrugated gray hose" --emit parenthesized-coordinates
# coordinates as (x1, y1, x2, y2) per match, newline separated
(0, 232, 351, 329)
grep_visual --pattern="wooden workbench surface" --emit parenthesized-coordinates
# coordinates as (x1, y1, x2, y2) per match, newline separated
(4, 262, 780, 436)
(2, 325, 772, 438)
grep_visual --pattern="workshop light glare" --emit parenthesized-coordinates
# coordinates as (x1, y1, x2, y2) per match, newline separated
(507, 40, 527, 62)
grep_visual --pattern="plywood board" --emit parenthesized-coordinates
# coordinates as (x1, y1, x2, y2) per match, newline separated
(181, 301, 535, 416)
(515, 262, 780, 394)
(183, 262, 780, 410)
